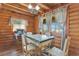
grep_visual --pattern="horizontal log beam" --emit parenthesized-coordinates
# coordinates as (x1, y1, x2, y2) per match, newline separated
(2, 4, 34, 16)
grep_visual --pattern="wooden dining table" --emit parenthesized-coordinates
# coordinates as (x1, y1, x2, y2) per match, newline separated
(24, 34, 55, 55)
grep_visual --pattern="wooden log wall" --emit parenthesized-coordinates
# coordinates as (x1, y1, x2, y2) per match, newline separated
(51, 32, 61, 48)
(0, 7, 34, 51)
(68, 4, 79, 55)
(33, 15, 39, 34)
(0, 14, 14, 51)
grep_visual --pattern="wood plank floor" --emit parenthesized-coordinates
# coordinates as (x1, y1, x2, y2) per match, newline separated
(0, 46, 23, 56)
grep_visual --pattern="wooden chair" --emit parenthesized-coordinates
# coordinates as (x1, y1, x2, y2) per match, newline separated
(63, 36, 71, 56)
(44, 36, 71, 56)
(21, 34, 37, 56)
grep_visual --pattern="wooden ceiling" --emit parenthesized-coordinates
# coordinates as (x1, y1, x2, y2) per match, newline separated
(43, 3, 67, 9)
(0, 3, 67, 16)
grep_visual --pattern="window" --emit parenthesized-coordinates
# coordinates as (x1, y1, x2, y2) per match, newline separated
(10, 18, 28, 32)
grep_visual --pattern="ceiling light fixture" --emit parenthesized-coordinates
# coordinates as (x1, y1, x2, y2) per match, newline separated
(28, 4, 40, 14)
(28, 4, 32, 9)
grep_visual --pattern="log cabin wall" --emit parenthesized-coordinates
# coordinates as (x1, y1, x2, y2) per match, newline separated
(0, 6, 34, 51)
(52, 33, 61, 48)
(67, 4, 79, 56)
(33, 15, 39, 34)
(0, 9, 34, 32)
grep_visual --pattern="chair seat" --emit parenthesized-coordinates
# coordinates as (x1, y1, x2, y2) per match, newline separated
(46, 47, 64, 56)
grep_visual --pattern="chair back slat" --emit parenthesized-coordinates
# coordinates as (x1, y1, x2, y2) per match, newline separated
(21, 34, 27, 55)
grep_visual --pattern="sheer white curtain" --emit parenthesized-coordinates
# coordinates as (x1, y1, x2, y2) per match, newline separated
(45, 7, 67, 49)
(38, 16, 43, 32)
(54, 7, 67, 50)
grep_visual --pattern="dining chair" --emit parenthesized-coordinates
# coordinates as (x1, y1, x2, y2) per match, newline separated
(21, 34, 37, 56)
(44, 36, 71, 56)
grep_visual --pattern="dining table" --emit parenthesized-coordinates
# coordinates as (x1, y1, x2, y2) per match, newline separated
(25, 34, 55, 53)
(25, 34, 54, 45)
(24, 34, 55, 55)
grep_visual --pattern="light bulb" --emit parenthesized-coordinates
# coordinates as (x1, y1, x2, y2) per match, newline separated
(35, 5, 40, 10)
(28, 4, 32, 9)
